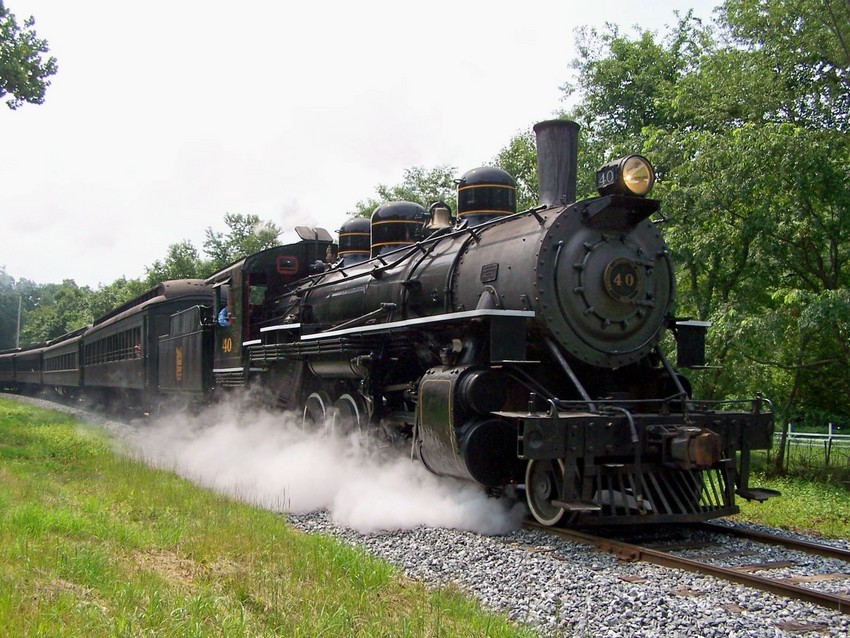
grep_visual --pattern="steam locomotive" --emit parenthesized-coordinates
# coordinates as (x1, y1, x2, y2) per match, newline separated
(0, 120, 777, 526)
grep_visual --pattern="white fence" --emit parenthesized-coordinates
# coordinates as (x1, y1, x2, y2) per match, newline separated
(774, 423, 850, 468)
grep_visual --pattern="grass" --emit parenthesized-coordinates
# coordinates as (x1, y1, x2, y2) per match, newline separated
(0, 398, 536, 638)
(732, 472, 850, 539)
(736, 449, 850, 538)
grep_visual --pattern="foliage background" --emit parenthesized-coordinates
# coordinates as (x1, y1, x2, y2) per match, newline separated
(0, 213, 281, 346)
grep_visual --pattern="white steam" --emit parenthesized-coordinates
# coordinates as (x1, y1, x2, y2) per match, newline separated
(127, 398, 526, 535)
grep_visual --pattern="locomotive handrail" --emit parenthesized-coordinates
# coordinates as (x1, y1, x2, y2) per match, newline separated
(288, 204, 551, 295)
(608, 406, 647, 513)
(553, 395, 760, 407)
(298, 308, 535, 341)
(544, 337, 597, 411)
(656, 346, 693, 417)
(326, 303, 397, 333)
(504, 367, 558, 405)
(507, 341, 752, 418)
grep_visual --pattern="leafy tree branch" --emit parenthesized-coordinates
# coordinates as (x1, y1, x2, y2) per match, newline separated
(0, 0, 57, 109)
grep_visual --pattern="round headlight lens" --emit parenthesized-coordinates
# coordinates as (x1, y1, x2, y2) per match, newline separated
(621, 155, 654, 196)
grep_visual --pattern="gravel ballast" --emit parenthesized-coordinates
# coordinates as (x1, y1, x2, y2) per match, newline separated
(289, 510, 849, 637)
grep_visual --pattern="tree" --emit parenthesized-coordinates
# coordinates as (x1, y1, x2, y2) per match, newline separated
(721, 0, 850, 131)
(566, 15, 712, 159)
(491, 129, 538, 212)
(352, 165, 457, 218)
(0, 266, 20, 350)
(0, 0, 57, 109)
(203, 213, 281, 272)
(87, 277, 146, 319)
(19, 279, 91, 343)
(144, 241, 205, 286)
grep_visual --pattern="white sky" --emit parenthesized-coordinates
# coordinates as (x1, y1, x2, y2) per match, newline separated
(1, 0, 719, 288)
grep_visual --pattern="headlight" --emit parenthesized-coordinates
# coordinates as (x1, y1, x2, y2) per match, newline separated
(596, 155, 655, 197)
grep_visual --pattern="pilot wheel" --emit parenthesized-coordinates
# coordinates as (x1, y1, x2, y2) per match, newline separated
(525, 458, 579, 527)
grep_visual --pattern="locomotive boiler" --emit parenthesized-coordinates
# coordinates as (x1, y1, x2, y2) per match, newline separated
(235, 119, 776, 526)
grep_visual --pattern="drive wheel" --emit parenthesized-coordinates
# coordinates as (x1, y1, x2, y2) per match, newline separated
(303, 391, 331, 427)
(332, 393, 369, 433)
(525, 459, 568, 526)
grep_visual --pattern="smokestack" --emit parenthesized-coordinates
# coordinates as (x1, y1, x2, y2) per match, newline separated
(533, 119, 580, 207)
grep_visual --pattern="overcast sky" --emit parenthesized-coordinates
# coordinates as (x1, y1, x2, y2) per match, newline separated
(1, 0, 719, 288)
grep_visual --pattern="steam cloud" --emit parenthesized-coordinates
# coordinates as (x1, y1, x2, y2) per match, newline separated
(127, 397, 527, 535)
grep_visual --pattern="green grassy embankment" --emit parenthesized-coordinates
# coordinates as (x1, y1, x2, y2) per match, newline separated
(0, 398, 536, 638)
(733, 472, 850, 539)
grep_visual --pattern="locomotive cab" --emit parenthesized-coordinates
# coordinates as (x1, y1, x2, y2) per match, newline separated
(206, 227, 334, 390)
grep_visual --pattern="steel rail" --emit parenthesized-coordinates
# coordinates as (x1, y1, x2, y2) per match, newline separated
(696, 522, 850, 564)
(524, 522, 850, 614)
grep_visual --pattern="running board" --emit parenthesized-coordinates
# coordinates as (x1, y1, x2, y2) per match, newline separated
(736, 487, 781, 502)
(551, 500, 602, 513)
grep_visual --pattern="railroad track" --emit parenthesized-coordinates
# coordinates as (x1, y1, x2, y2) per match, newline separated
(524, 521, 850, 615)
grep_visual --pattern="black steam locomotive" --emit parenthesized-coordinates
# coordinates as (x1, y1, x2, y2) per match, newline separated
(0, 120, 777, 526)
